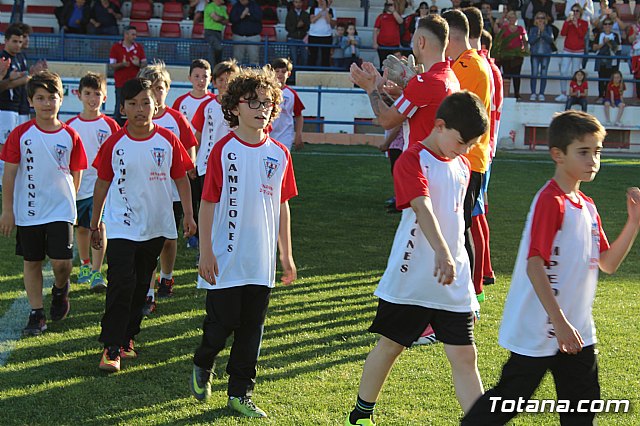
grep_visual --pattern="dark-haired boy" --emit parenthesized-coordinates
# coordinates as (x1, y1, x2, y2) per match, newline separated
(190, 67, 297, 419)
(270, 58, 305, 151)
(345, 91, 489, 426)
(0, 71, 87, 336)
(91, 78, 196, 372)
(462, 111, 640, 425)
(67, 72, 120, 291)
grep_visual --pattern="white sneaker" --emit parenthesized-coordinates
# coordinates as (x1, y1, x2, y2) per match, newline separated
(412, 332, 438, 346)
(530, 94, 537, 101)
(555, 94, 567, 102)
(538, 94, 545, 101)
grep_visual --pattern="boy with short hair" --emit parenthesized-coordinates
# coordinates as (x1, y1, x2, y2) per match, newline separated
(189, 67, 297, 418)
(137, 61, 198, 314)
(462, 110, 640, 425)
(67, 71, 120, 292)
(91, 78, 196, 372)
(345, 91, 489, 426)
(270, 57, 305, 151)
(0, 70, 87, 336)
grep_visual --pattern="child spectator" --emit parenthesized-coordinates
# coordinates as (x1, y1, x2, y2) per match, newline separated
(91, 78, 196, 372)
(136, 61, 198, 315)
(172, 59, 215, 250)
(270, 58, 305, 151)
(604, 70, 626, 126)
(67, 72, 120, 291)
(345, 92, 489, 426)
(341, 23, 362, 69)
(593, 18, 620, 101)
(554, 4, 588, 102)
(189, 67, 297, 418)
(0, 71, 87, 336)
(565, 69, 588, 111)
(285, 0, 310, 66)
(462, 110, 640, 426)
(332, 22, 346, 68)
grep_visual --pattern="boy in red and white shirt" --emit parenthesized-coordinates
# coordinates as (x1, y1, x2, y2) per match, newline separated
(91, 78, 196, 372)
(0, 71, 87, 336)
(190, 67, 297, 418)
(67, 72, 120, 292)
(270, 58, 305, 151)
(137, 61, 198, 312)
(463, 111, 640, 425)
(346, 92, 489, 426)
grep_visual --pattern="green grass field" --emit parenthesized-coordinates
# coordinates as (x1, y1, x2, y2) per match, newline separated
(0, 146, 639, 425)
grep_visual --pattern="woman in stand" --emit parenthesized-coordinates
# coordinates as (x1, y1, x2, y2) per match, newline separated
(528, 12, 555, 100)
(308, 0, 336, 67)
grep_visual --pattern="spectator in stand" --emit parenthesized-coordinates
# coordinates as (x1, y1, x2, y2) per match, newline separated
(495, 10, 527, 99)
(630, 15, 640, 99)
(555, 4, 588, 102)
(332, 23, 346, 68)
(341, 23, 362, 69)
(565, 0, 594, 22)
(109, 26, 147, 125)
(604, 70, 625, 125)
(594, 4, 628, 55)
(594, 18, 620, 101)
(230, 0, 263, 65)
(285, 0, 310, 66)
(565, 69, 589, 111)
(525, 0, 556, 28)
(407, 2, 430, 44)
(58, 0, 91, 34)
(393, 0, 414, 16)
(190, 0, 206, 23)
(441, 0, 463, 15)
(528, 12, 554, 101)
(87, 0, 122, 36)
(308, 0, 336, 68)
(204, 0, 229, 68)
(480, 2, 494, 35)
(374, 1, 403, 68)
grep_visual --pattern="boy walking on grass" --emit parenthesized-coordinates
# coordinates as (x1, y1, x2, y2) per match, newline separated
(189, 67, 297, 418)
(346, 91, 489, 426)
(462, 110, 640, 425)
(91, 78, 196, 372)
(0, 71, 87, 336)
(270, 57, 305, 151)
(67, 72, 120, 292)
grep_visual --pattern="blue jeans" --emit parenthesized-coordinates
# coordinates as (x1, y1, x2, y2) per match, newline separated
(287, 38, 307, 66)
(530, 55, 550, 96)
(204, 29, 223, 68)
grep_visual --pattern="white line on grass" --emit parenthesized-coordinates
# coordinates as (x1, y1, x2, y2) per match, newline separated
(0, 262, 53, 367)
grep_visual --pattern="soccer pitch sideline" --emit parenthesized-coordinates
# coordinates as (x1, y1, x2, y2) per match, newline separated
(0, 146, 638, 425)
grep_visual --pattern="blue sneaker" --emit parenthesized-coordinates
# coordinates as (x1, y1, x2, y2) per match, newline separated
(186, 236, 199, 249)
(90, 271, 107, 292)
(78, 264, 91, 284)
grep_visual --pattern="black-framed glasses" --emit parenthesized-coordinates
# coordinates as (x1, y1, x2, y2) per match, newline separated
(239, 99, 275, 109)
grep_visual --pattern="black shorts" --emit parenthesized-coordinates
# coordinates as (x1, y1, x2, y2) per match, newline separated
(16, 221, 74, 261)
(173, 201, 183, 237)
(369, 299, 475, 347)
(463, 171, 484, 230)
(76, 197, 93, 229)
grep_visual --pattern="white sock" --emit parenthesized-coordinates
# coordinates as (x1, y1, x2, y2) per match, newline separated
(160, 271, 173, 281)
(147, 288, 155, 300)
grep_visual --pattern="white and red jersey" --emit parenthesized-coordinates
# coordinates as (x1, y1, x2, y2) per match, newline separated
(479, 50, 502, 159)
(67, 114, 120, 201)
(197, 132, 297, 290)
(499, 180, 610, 357)
(192, 97, 231, 176)
(93, 125, 194, 241)
(171, 91, 215, 133)
(374, 144, 478, 313)
(0, 120, 87, 226)
(270, 86, 305, 150)
(393, 62, 460, 151)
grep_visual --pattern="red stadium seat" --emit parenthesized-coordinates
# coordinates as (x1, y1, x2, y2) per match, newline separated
(160, 22, 181, 38)
(336, 17, 356, 27)
(129, 21, 150, 37)
(32, 26, 55, 33)
(0, 5, 12, 12)
(162, 2, 184, 21)
(192, 23, 204, 39)
(261, 5, 278, 25)
(130, 1, 153, 20)
(0, 22, 8, 32)
(261, 25, 276, 41)
(26, 5, 56, 14)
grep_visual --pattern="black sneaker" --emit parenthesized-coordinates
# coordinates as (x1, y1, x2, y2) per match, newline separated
(50, 282, 70, 321)
(142, 296, 156, 316)
(22, 310, 47, 336)
(157, 277, 174, 298)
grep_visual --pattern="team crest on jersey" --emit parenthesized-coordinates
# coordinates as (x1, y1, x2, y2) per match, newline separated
(263, 156, 279, 179)
(151, 147, 166, 168)
(96, 129, 109, 146)
(54, 144, 68, 166)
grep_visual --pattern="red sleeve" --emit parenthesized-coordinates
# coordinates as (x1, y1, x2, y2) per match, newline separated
(105, 116, 121, 134)
(279, 143, 298, 203)
(527, 192, 564, 264)
(201, 139, 226, 202)
(169, 133, 190, 179)
(192, 100, 209, 133)
(172, 93, 187, 111)
(109, 43, 120, 62)
(292, 90, 305, 116)
(374, 15, 382, 29)
(67, 128, 88, 171)
(176, 112, 198, 148)
(393, 146, 429, 210)
(394, 79, 422, 118)
(93, 134, 118, 181)
(595, 213, 610, 253)
(0, 127, 22, 163)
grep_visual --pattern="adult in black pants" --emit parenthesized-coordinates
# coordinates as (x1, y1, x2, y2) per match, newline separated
(308, 0, 335, 67)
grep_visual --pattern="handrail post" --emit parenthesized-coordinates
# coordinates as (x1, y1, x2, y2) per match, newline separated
(316, 85, 322, 133)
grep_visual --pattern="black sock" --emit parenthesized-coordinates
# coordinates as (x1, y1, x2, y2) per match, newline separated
(349, 395, 375, 423)
(31, 308, 44, 317)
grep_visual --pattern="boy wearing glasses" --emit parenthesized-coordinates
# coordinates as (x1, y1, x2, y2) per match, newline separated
(189, 67, 297, 419)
